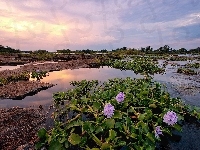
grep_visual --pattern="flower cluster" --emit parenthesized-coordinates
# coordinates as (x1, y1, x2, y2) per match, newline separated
(155, 111, 178, 138)
(103, 92, 125, 118)
(163, 111, 178, 126)
(155, 126, 162, 138)
(115, 92, 125, 103)
(103, 103, 115, 118)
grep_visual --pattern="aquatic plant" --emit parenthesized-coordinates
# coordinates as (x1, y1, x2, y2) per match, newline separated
(31, 70, 48, 81)
(103, 103, 115, 118)
(177, 68, 198, 75)
(154, 126, 162, 139)
(36, 77, 200, 149)
(0, 72, 30, 85)
(115, 92, 125, 103)
(185, 62, 200, 69)
(163, 111, 178, 126)
(101, 58, 165, 77)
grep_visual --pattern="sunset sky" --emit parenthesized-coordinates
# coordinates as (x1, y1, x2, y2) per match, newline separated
(0, 0, 200, 51)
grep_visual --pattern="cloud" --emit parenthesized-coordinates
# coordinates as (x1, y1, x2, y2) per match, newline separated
(0, 0, 199, 51)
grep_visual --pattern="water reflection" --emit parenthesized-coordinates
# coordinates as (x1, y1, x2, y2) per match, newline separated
(0, 67, 142, 108)
(0, 64, 199, 108)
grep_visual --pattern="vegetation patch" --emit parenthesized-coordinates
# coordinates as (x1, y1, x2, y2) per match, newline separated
(36, 78, 200, 149)
(185, 62, 200, 69)
(100, 58, 165, 76)
(177, 68, 198, 75)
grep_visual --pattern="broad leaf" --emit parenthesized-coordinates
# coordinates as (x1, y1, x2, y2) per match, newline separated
(68, 133, 81, 145)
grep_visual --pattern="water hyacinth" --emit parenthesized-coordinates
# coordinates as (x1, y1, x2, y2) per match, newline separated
(116, 92, 125, 103)
(103, 103, 115, 118)
(155, 126, 162, 138)
(163, 111, 178, 125)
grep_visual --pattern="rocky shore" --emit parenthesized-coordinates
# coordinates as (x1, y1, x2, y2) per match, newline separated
(0, 58, 98, 99)
(0, 58, 97, 79)
(0, 81, 55, 99)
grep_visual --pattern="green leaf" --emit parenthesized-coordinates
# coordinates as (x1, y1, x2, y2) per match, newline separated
(59, 137, 66, 143)
(80, 137, 87, 147)
(125, 117, 132, 125)
(109, 129, 116, 140)
(37, 128, 47, 140)
(91, 133, 102, 146)
(146, 133, 155, 143)
(49, 140, 62, 150)
(174, 124, 182, 132)
(95, 126, 103, 134)
(70, 104, 80, 111)
(64, 141, 69, 149)
(90, 123, 95, 133)
(113, 110, 122, 119)
(117, 141, 126, 147)
(101, 142, 111, 150)
(73, 120, 83, 126)
(93, 102, 101, 111)
(130, 132, 137, 139)
(163, 128, 172, 136)
(149, 104, 157, 108)
(115, 122, 123, 130)
(104, 119, 115, 129)
(128, 106, 137, 113)
(83, 121, 91, 132)
(68, 133, 81, 145)
(123, 124, 127, 132)
(145, 144, 155, 150)
(138, 113, 146, 121)
(35, 141, 45, 150)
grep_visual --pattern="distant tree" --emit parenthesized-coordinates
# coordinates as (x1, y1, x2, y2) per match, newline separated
(178, 48, 187, 54)
(57, 49, 71, 53)
(145, 46, 153, 53)
(122, 47, 127, 50)
(101, 49, 107, 53)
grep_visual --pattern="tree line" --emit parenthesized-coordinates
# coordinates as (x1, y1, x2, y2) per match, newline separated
(0, 44, 199, 55)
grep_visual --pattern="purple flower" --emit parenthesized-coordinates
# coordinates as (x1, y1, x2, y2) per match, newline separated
(103, 103, 115, 118)
(36, 70, 40, 73)
(155, 126, 162, 138)
(116, 92, 125, 103)
(163, 111, 178, 126)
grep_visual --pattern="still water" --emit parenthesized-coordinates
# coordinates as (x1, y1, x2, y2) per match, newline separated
(0, 61, 199, 108)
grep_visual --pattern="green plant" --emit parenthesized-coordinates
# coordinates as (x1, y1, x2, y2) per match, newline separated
(0, 72, 30, 85)
(177, 68, 198, 75)
(36, 78, 200, 149)
(185, 62, 200, 69)
(101, 58, 165, 77)
(31, 70, 48, 81)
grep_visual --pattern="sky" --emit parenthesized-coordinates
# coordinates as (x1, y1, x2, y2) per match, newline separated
(0, 0, 200, 51)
